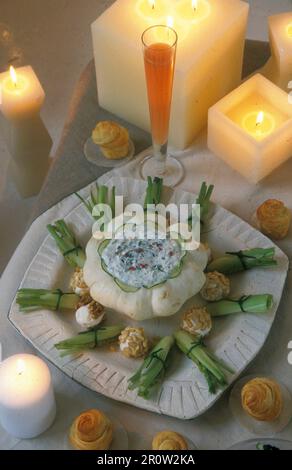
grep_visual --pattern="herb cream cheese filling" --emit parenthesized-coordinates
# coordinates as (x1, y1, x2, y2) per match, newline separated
(101, 237, 184, 289)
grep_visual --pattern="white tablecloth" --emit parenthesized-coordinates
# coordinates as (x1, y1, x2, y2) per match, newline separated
(1, 41, 292, 449)
(1, 140, 292, 450)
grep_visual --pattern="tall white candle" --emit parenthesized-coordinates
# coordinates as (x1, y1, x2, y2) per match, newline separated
(0, 66, 52, 198)
(92, 0, 249, 150)
(0, 354, 56, 439)
(208, 74, 292, 183)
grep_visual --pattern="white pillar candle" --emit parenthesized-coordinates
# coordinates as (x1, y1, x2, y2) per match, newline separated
(0, 354, 56, 439)
(261, 12, 292, 92)
(207, 73, 292, 184)
(0, 66, 52, 198)
(92, 0, 249, 150)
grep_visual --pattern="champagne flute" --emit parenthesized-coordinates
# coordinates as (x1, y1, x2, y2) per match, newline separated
(140, 25, 184, 186)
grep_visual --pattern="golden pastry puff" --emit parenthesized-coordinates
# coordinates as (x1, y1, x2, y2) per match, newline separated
(257, 199, 291, 240)
(69, 409, 113, 450)
(92, 121, 120, 145)
(241, 377, 283, 422)
(152, 430, 188, 450)
(92, 121, 130, 160)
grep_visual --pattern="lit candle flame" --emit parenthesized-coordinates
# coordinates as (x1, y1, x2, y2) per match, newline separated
(16, 359, 26, 375)
(149, 0, 155, 10)
(9, 66, 17, 87)
(256, 111, 264, 126)
(167, 16, 174, 28)
(192, 0, 198, 11)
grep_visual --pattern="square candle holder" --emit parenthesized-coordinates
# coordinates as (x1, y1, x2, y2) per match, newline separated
(208, 73, 292, 183)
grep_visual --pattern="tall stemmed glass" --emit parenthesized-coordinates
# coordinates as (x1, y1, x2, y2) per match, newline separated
(140, 25, 184, 186)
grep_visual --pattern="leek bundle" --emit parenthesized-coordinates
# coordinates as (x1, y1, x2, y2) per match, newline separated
(17, 288, 79, 312)
(144, 176, 163, 208)
(55, 325, 123, 356)
(47, 220, 86, 268)
(75, 183, 116, 221)
(128, 335, 174, 399)
(207, 248, 277, 274)
(174, 330, 233, 394)
(208, 294, 273, 317)
(188, 182, 214, 226)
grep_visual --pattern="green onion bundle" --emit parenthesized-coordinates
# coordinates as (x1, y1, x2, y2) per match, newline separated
(55, 325, 123, 356)
(128, 335, 174, 399)
(47, 219, 86, 268)
(144, 176, 163, 208)
(207, 248, 277, 274)
(196, 182, 214, 224)
(174, 330, 233, 394)
(16, 288, 79, 312)
(76, 183, 116, 221)
(208, 294, 273, 317)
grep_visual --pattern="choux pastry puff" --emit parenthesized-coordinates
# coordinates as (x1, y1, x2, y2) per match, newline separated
(152, 430, 188, 450)
(92, 121, 130, 160)
(69, 409, 113, 450)
(241, 377, 283, 422)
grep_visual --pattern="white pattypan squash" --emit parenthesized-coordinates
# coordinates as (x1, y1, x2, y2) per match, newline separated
(83, 217, 207, 321)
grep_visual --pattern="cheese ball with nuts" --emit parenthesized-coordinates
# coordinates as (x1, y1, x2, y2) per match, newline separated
(181, 306, 212, 337)
(119, 327, 149, 358)
(200, 271, 230, 302)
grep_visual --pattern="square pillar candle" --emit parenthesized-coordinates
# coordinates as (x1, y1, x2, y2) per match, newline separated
(92, 0, 249, 150)
(208, 74, 292, 184)
(261, 12, 292, 92)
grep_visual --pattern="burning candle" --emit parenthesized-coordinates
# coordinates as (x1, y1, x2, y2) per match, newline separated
(136, 0, 167, 20)
(92, 0, 249, 149)
(208, 74, 292, 183)
(242, 110, 275, 140)
(0, 66, 52, 197)
(0, 66, 44, 120)
(174, 0, 211, 23)
(0, 354, 56, 439)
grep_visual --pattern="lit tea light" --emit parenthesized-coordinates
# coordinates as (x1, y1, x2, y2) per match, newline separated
(242, 110, 275, 140)
(136, 0, 167, 20)
(208, 74, 292, 183)
(175, 0, 210, 23)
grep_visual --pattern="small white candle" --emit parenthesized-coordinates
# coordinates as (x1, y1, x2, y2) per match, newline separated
(0, 354, 56, 439)
(208, 74, 292, 183)
(0, 66, 52, 198)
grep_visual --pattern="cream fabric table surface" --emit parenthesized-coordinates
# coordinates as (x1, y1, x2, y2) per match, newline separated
(1, 41, 292, 450)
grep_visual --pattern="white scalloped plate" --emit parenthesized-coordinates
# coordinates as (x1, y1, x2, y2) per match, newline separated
(8, 177, 289, 419)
